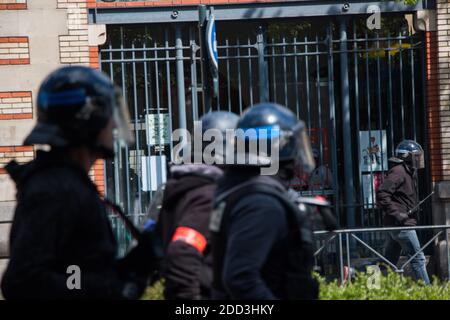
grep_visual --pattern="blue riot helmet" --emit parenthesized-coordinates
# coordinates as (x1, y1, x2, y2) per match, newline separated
(235, 102, 315, 174)
(392, 140, 425, 170)
(24, 66, 133, 158)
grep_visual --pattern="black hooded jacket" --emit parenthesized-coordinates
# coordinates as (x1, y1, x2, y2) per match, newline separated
(156, 164, 223, 300)
(376, 162, 418, 226)
(1, 150, 142, 300)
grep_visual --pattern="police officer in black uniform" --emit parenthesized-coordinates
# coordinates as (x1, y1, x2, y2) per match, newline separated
(210, 102, 332, 300)
(1, 66, 160, 300)
(153, 111, 239, 300)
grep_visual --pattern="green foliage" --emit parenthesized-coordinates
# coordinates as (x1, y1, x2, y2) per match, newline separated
(316, 270, 450, 300)
(402, 0, 419, 5)
(141, 279, 165, 300)
(142, 271, 450, 300)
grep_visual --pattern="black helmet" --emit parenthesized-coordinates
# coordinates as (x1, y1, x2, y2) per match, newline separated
(198, 111, 239, 164)
(200, 111, 239, 133)
(234, 102, 315, 173)
(24, 66, 132, 156)
(392, 139, 425, 170)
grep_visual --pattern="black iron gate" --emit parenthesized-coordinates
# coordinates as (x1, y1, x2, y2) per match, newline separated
(100, 15, 430, 255)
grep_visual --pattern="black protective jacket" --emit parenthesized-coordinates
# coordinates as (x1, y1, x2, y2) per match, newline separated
(376, 162, 418, 226)
(1, 150, 147, 300)
(211, 167, 318, 300)
(156, 164, 223, 300)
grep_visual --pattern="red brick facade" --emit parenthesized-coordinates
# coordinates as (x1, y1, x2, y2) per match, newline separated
(426, 31, 443, 183)
(86, 0, 286, 8)
(0, 91, 33, 120)
(0, 37, 30, 65)
(0, 0, 27, 10)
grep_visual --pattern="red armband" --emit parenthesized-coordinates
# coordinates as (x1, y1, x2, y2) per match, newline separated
(171, 227, 207, 254)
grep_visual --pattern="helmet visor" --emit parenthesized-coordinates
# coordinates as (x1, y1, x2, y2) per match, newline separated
(113, 87, 134, 145)
(412, 151, 425, 169)
(290, 124, 316, 174)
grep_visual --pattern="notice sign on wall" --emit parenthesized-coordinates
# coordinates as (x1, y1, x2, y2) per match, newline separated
(146, 113, 170, 146)
(359, 130, 387, 172)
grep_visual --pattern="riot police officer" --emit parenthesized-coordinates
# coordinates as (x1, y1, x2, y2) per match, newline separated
(377, 139, 430, 284)
(1, 66, 160, 300)
(210, 102, 328, 300)
(153, 111, 239, 300)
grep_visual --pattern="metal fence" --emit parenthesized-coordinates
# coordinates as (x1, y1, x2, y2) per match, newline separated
(314, 225, 450, 283)
(99, 16, 430, 255)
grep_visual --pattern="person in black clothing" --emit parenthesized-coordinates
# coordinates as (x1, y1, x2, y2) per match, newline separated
(1, 66, 160, 300)
(210, 102, 333, 300)
(376, 140, 430, 284)
(151, 111, 239, 300)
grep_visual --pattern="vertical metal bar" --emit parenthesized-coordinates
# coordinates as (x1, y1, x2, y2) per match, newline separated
(198, 5, 210, 114)
(346, 233, 351, 283)
(282, 36, 288, 107)
(399, 32, 405, 139)
(339, 18, 355, 228)
(256, 26, 269, 103)
(131, 43, 142, 216)
(166, 29, 174, 157)
(375, 31, 384, 233)
(327, 23, 340, 226)
(353, 21, 363, 227)
(293, 37, 300, 117)
(153, 37, 163, 189)
(376, 32, 385, 177)
(237, 38, 243, 114)
(365, 30, 375, 224)
(339, 233, 344, 285)
(190, 27, 199, 121)
(226, 37, 232, 111)
(387, 35, 395, 156)
(315, 34, 324, 191)
(410, 35, 417, 141)
(446, 229, 450, 279)
(142, 36, 152, 207)
(120, 27, 131, 218)
(305, 36, 311, 130)
(175, 26, 187, 132)
(109, 42, 121, 209)
(247, 36, 254, 106)
(271, 37, 276, 102)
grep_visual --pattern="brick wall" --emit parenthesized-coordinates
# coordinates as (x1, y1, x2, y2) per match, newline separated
(86, 0, 273, 8)
(426, 30, 442, 183)
(0, 146, 34, 174)
(434, 0, 450, 181)
(0, 0, 27, 10)
(0, 91, 33, 120)
(0, 37, 30, 65)
(58, 0, 90, 65)
(89, 160, 105, 194)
